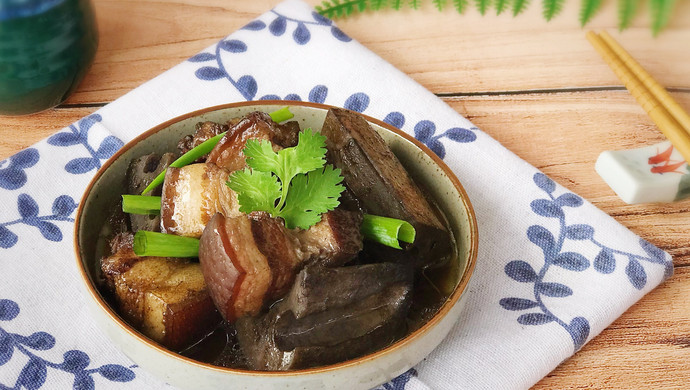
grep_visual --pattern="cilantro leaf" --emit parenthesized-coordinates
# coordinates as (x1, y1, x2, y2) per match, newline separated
(227, 127, 343, 230)
(280, 165, 345, 229)
(244, 139, 280, 173)
(281, 128, 328, 178)
(227, 168, 281, 214)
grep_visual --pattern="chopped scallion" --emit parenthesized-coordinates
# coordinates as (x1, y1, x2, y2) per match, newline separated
(122, 195, 161, 215)
(141, 107, 294, 195)
(268, 106, 294, 123)
(360, 214, 416, 249)
(133, 230, 199, 257)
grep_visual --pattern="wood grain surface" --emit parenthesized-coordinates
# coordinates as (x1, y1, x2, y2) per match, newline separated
(1, 0, 688, 388)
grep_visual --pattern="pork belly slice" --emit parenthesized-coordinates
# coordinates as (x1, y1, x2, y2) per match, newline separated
(321, 107, 452, 269)
(100, 247, 221, 350)
(206, 111, 300, 172)
(126, 152, 176, 232)
(178, 121, 229, 157)
(160, 163, 240, 237)
(198, 209, 363, 323)
(198, 213, 298, 321)
(235, 263, 413, 370)
(292, 208, 363, 268)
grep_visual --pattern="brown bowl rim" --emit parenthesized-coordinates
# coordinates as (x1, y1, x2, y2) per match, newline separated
(74, 100, 479, 377)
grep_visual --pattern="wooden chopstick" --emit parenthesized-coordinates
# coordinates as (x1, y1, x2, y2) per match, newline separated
(586, 30, 690, 164)
(599, 31, 690, 135)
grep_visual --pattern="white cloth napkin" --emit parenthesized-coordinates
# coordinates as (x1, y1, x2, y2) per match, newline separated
(0, 1, 673, 389)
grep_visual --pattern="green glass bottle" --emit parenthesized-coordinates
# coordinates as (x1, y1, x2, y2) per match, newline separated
(0, 0, 98, 115)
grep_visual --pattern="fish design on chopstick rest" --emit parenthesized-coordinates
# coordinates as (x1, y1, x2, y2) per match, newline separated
(596, 141, 690, 203)
(648, 145, 687, 174)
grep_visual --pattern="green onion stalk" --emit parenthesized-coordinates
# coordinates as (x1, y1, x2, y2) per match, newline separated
(133, 231, 200, 257)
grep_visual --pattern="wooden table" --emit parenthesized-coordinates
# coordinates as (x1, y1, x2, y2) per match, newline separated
(2, 0, 689, 388)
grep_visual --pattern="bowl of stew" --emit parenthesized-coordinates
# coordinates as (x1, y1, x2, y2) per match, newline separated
(74, 101, 478, 390)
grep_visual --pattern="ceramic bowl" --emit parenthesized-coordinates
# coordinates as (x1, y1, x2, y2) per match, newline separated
(74, 101, 478, 390)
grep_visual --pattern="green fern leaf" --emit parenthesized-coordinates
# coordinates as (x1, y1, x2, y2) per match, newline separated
(371, 0, 388, 10)
(316, 0, 368, 18)
(650, 0, 676, 36)
(390, 0, 404, 10)
(433, 0, 449, 11)
(512, 0, 530, 15)
(580, 0, 603, 25)
(617, 0, 639, 30)
(453, 0, 469, 13)
(496, 0, 511, 14)
(543, 0, 565, 20)
(410, 0, 422, 9)
(475, 0, 493, 14)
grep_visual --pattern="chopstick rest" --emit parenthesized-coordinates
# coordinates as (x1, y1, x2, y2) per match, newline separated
(596, 141, 690, 204)
(587, 30, 690, 203)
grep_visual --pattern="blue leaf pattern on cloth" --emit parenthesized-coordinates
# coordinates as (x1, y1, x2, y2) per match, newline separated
(0, 148, 39, 190)
(552, 252, 590, 271)
(536, 282, 573, 297)
(269, 16, 287, 36)
(188, 52, 216, 62)
(383, 112, 405, 129)
(626, 258, 647, 290)
(0, 194, 76, 249)
(505, 260, 538, 283)
(593, 248, 616, 274)
(219, 39, 247, 53)
(284, 93, 301, 101)
(18, 193, 38, 219)
(517, 312, 554, 325)
(0, 299, 135, 388)
(311, 11, 332, 26)
(499, 297, 539, 311)
(308, 85, 328, 103)
(17, 358, 47, 390)
(47, 114, 123, 175)
(565, 224, 594, 240)
(242, 20, 266, 31)
(374, 368, 417, 390)
(343, 92, 370, 112)
(567, 317, 590, 350)
(500, 173, 674, 350)
(293, 22, 310, 45)
(196, 66, 226, 81)
(330, 26, 351, 42)
(414, 120, 477, 158)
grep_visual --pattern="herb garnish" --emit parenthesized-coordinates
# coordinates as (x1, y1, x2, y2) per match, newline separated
(227, 129, 345, 230)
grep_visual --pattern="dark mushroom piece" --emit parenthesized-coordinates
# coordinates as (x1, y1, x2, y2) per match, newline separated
(321, 107, 453, 269)
(235, 263, 413, 371)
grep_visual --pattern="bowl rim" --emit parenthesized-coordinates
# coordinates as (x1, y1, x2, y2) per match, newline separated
(73, 100, 479, 377)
